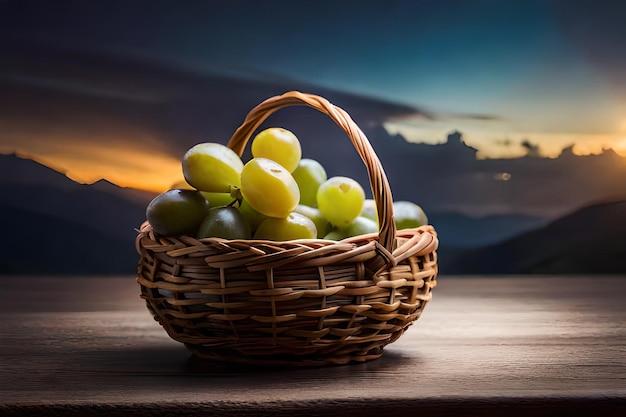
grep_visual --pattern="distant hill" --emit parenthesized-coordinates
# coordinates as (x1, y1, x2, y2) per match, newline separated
(428, 211, 548, 248)
(89, 178, 156, 207)
(0, 203, 138, 274)
(443, 200, 626, 274)
(0, 153, 149, 275)
(430, 211, 549, 274)
(0, 152, 77, 190)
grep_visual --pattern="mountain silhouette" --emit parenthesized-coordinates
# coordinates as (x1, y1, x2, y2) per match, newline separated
(0, 202, 137, 274)
(0, 153, 148, 274)
(444, 199, 626, 274)
(430, 211, 547, 248)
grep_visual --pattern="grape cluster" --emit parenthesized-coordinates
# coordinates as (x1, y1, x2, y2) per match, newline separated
(146, 127, 428, 241)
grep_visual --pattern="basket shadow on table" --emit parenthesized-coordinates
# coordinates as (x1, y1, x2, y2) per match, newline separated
(99, 343, 420, 382)
(181, 348, 420, 378)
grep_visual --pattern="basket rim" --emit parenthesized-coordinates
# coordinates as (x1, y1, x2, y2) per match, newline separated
(137, 220, 438, 273)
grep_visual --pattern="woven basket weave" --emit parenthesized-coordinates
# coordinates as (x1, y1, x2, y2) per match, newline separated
(136, 91, 438, 366)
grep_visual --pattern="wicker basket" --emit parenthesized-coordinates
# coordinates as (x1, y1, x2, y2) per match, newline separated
(136, 91, 438, 366)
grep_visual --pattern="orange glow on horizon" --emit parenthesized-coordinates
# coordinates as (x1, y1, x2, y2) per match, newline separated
(4, 143, 185, 194)
(612, 138, 626, 157)
(5, 126, 626, 194)
(62, 150, 185, 193)
(385, 118, 626, 160)
(0, 118, 197, 193)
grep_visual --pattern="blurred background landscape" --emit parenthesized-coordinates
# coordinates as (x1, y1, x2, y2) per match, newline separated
(1, 0, 625, 275)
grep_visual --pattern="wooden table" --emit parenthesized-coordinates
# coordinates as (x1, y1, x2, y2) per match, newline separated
(1, 275, 625, 416)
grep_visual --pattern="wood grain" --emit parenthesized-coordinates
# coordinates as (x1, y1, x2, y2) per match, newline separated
(1, 275, 625, 416)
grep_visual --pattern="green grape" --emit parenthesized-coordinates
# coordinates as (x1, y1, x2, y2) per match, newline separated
(146, 189, 210, 236)
(201, 192, 236, 207)
(240, 157, 300, 218)
(239, 198, 268, 232)
(292, 158, 327, 207)
(196, 206, 251, 239)
(251, 127, 301, 172)
(323, 216, 378, 240)
(360, 198, 378, 225)
(182, 142, 243, 193)
(294, 204, 331, 238)
(253, 212, 317, 241)
(200, 192, 268, 232)
(317, 176, 365, 227)
(393, 201, 428, 229)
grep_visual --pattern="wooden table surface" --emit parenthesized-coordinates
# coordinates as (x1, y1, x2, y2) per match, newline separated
(1, 275, 625, 416)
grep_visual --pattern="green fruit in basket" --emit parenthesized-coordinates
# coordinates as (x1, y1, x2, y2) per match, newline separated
(323, 216, 378, 241)
(360, 199, 378, 224)
(182, 142, 243, 193)
(393, 201, 428, 229)
(239, 198, 268, 232)
(201, 191, 236, 207)
(240, 157, 300, 218)
(146, 189, 210, 236)
(317, 176, 365, 227)
(292, 158, 327, 207)
(196, 206, 251, 239)
(253, 212, 317, 241)
(294, 204, 331, 238)
(201, 192, 267, 232)
(251, 127, 302, 173)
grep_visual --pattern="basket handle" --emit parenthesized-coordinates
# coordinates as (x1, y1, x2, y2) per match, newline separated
(227, 91, 397, 254)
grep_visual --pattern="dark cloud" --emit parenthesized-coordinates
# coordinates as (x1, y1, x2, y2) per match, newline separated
(520, 139, 542, 158)
(494, 138, 514, 147)
(444, 113, 502, 122)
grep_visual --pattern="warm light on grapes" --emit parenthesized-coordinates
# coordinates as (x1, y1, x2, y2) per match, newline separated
(253, 212, 317, 241)
(294, 204, 331, 238)
(142, 124, 429, 242)
(317, 176, 365, 227)
(292, 158, 327, 207)
(324, 216, 378, 240)
(240, 157, 300, 218)
(251, 127, 302, 172)
(182, 143, 243, 193)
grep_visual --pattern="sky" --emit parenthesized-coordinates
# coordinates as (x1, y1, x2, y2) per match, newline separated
(1, 0, 626, 192)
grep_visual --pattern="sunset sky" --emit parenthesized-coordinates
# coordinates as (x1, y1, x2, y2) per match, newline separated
(1, 0, 626, 192)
